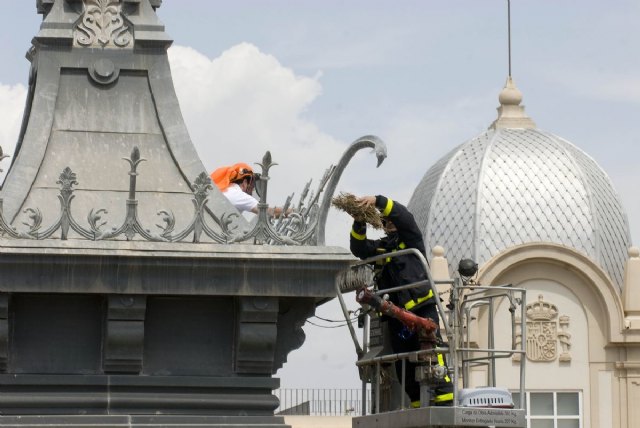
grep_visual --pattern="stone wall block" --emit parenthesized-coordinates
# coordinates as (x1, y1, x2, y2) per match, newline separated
(104, 295, 146, 373)
(0, 294, 8, 372)
(235, 297, 279, 374)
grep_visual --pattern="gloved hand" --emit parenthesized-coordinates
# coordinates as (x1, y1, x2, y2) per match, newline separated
(356, 195, 376, 208)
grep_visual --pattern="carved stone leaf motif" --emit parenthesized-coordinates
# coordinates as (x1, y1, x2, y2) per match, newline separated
(75, 0, 132, 48)
(57, 167, 78, 198)
(193, 172, 213, 201)
(513, 294, 572, 364)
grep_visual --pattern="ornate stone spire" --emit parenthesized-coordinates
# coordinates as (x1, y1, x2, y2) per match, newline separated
(489, 76, 536, 130)
(0, 0, 227, 231)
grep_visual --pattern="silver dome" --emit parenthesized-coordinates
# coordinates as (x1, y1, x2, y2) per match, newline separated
(408, 127, 631, 290)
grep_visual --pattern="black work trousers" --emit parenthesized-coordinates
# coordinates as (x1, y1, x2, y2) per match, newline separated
(388, 303, 452, 405)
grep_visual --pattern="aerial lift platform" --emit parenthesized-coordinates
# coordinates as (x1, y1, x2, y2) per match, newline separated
(336, 249, 527, 428)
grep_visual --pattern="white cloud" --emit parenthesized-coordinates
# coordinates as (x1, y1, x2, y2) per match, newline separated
(0, 83, 26, 183)
(168, 43, 348, 207)
(168, 42, 394, 253)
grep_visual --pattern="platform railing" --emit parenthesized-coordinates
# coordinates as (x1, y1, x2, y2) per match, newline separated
(338, 249, 527, 417)
(274, 388, 371, 416)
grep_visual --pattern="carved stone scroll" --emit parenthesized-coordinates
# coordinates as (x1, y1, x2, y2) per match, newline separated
(74, 0, 133, 48)
(103, 295, 146, 373)
(273, 299, 316, 372)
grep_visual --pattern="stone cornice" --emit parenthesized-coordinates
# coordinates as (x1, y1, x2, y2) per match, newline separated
(0, 240, 353, 297)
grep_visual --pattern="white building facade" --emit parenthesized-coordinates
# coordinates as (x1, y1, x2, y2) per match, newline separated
(409, 78, 640, 428)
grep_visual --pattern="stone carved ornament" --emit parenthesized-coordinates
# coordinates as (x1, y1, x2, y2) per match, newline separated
(74, 0, 132, 48)
(513, 294, 572, 363)
(0, 146, 7, 174)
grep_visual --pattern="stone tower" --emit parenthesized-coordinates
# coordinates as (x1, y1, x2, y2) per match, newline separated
(0, 1, 370, 426)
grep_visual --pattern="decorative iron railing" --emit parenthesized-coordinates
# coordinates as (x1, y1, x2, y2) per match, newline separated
(0, 147, 318, 245)
(0, 135, 387, 246)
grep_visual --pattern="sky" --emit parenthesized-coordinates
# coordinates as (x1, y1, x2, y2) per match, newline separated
(0, 1, 638, 390)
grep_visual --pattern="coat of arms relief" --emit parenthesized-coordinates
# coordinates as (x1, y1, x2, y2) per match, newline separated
(513, 294, 572, 363)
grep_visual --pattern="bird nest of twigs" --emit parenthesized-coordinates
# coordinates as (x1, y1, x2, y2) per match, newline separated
(332, 192, 383, 230)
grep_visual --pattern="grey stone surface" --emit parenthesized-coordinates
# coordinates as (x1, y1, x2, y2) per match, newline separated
(0, 373, 282, 414)
(0, 415, 289, 428)
(353, 406, 525, 428)
(0, 248, 331, 413)
(0, 240, 352, 296)
(0, 2, 358, 426)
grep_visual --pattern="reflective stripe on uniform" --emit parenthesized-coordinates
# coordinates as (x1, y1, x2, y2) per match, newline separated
(403, 290, 434, 310)
(351, 229, 366, 240)
(381, 198, 394, 217)
(434, 392, 453, 403)
(437, 353, 451, 383)
(385, 242, 407, 264)
(401, 238, 432, 309)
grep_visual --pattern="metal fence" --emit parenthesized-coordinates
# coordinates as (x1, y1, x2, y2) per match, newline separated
(275, 388, 372, 416)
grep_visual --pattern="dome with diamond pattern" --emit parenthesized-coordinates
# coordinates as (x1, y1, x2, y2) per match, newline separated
(408, 77, 631, 290)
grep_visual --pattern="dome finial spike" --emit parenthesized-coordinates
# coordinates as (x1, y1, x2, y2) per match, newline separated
(489, 77, 536, 130)
(488, 1, 535, 130)
(507, 0, 512, 78)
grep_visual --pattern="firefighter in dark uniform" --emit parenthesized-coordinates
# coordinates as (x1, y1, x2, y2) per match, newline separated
(349, 195, 453, 407)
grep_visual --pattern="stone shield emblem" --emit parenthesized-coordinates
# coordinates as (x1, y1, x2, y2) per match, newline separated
(513, 294, 571, 363)
(526, 320, 557, 361)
